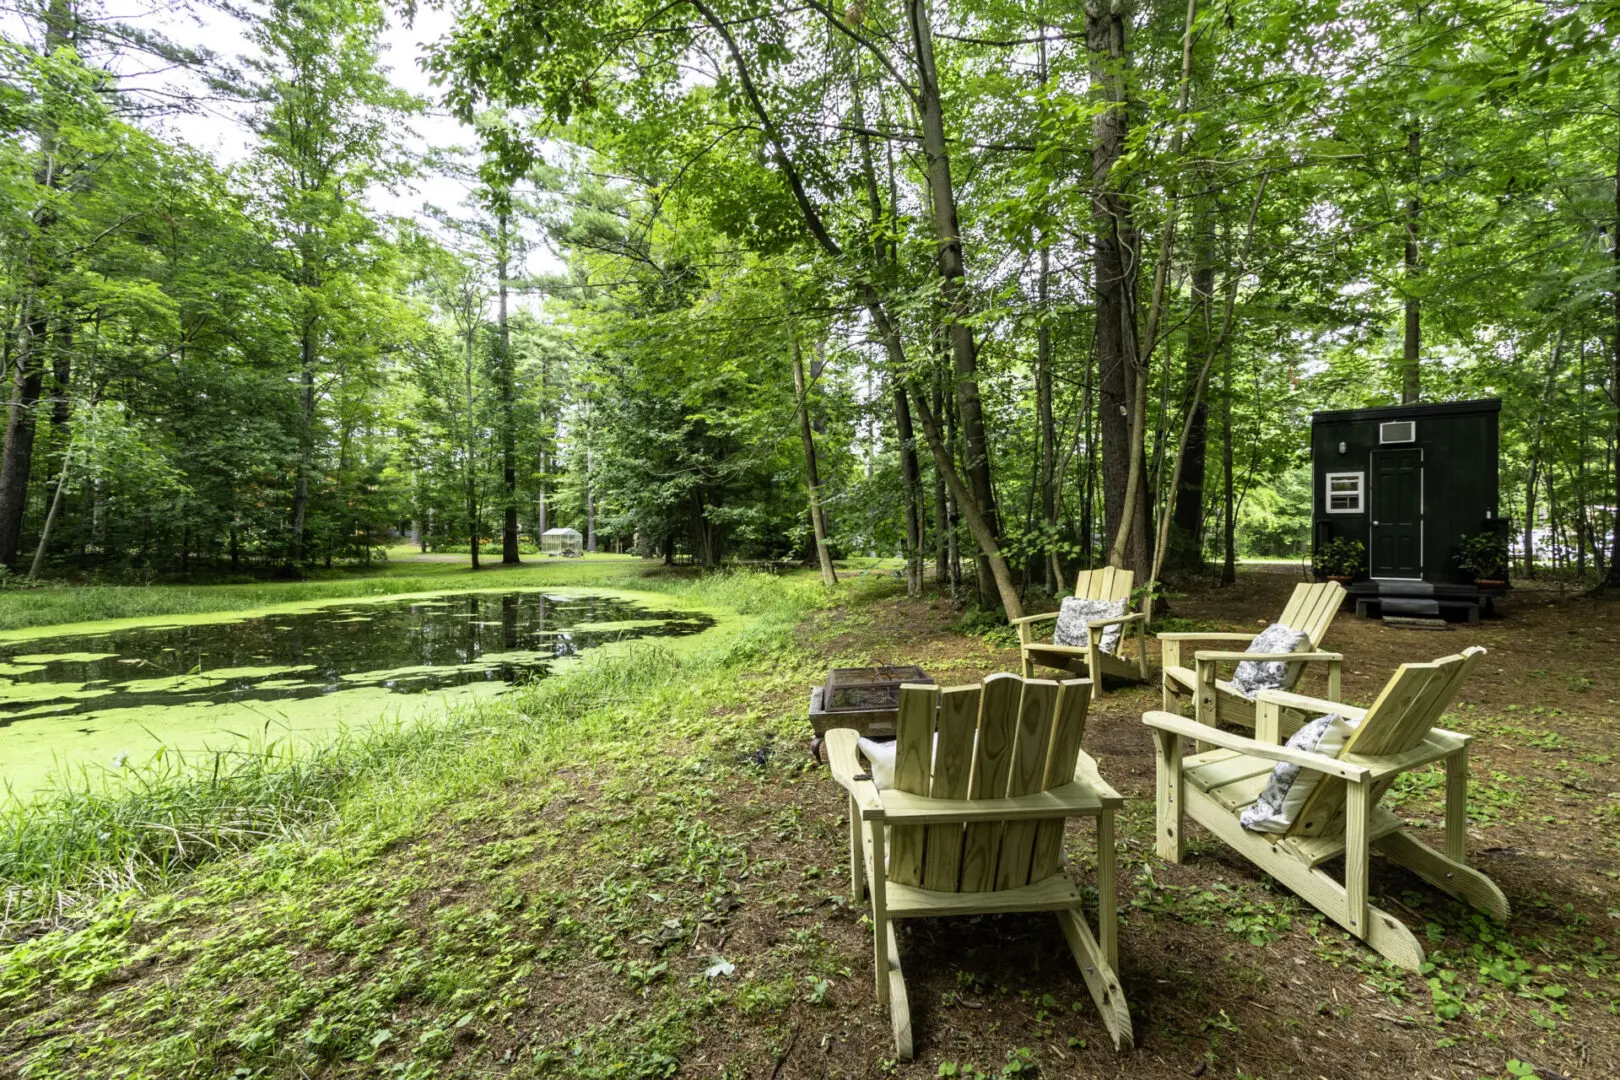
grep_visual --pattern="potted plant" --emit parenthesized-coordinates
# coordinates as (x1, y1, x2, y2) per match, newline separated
(1456, 531, 1509, 588)
(1316, 537, 1364, 585)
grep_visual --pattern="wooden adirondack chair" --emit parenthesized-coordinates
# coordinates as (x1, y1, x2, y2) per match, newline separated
(1159, 580, 1346, 728)
(1143, 646, 1509, 971)
(826, 673, 1132, 1058)
(1014, 567, 1148, 696)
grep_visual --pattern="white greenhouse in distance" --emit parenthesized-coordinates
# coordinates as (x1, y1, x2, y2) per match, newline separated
(540, 528, 584, 557)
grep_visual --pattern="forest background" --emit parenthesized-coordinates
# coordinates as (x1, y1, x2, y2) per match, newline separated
(3, 0, 1618, 617)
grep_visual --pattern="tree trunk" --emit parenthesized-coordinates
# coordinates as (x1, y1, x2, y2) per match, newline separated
(586, 445, 596, 552)
(1171, 200, 1216, 571)
(290, 317, 316, 564)
(1087, 0, 1150, 581)
(931, 379, 950, 586)
(1402, 125, 1421, 404)
(1605, 108, 1620, 591)
(0, 309, 46, 569)
(498, 208, 519, 564)
(0, 0, 71, 571)
(464, 325, 479, 571)
(942, 376, 962, 599)
(894, 384, 923, 597)
(1607, 110, 1620, 592)
(792, 333, 837, 586)
(1221, 342, 1236, 585)
(1036, 37, 1061, 595)
(1148, 171, 1268, 595)
(907, 0, 1002, 605)
(1037, 243, 1060, 593)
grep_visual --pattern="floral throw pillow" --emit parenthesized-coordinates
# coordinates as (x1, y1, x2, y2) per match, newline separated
(1228, 623, 1310, 699)
(1238, 712, 1358, 834)
(1052, 597, 1127, 655)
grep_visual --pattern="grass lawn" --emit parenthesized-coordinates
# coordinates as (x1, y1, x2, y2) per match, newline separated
(1, 565, 1617, 1079)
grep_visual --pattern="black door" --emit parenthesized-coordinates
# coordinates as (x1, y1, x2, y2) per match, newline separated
(1370, 449, 1422, 578)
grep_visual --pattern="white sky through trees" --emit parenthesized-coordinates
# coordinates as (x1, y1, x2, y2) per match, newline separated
(2, 0, 564, 280)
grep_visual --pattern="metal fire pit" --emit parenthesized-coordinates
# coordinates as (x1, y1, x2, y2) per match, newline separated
(807, 665, 934, 762)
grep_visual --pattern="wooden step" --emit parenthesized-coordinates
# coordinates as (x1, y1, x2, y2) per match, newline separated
(1383, 616, 1451, 631)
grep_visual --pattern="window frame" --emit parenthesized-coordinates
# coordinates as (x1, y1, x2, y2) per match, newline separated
(1324, 470, 1365, 515)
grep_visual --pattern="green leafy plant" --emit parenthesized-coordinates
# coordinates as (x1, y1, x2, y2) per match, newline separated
(1455, 531, 1508, 580)
(1315, 537, 1365, 578)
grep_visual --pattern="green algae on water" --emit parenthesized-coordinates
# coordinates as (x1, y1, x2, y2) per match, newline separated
(0, 588, 717, 800)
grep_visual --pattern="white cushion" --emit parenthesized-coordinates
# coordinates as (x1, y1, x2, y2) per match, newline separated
(857, 737, 898, 789)
(1052, 596, 1127, 654)
(1238, 712, 1358, 834)
(856, 733, 976, 791)
(1228, 623, 1310, 699)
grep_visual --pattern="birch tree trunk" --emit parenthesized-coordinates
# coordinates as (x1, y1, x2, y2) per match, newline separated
(792, 333, 837, 586)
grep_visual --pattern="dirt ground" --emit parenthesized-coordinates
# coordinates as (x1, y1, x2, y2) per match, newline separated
(750, 566, 1620, 1080)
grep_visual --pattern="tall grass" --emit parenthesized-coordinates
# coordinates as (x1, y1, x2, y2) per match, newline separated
(0, 571, 826, 940)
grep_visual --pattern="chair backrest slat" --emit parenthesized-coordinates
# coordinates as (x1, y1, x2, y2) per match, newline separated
(993, 680, 1059, 889)
(1271, 581, 1345, 691)
(1284, 647, 1484, 841)
(1029, 679, 1091, 881)
(887, 684, 937, 885)
(957, 674, 1023, 892)
(1074, 566, 1134, 603)
(920, 684, 981, 892)
(1296, 582, 1346, 646)
(890, 674, 1095, 895)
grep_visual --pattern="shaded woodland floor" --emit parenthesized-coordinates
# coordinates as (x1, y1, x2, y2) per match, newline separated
(2, 567, 1616, 1079)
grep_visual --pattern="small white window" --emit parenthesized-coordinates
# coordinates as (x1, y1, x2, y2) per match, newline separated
(1380, 420, 1416, 444)
(1325, 471, 1364, 513)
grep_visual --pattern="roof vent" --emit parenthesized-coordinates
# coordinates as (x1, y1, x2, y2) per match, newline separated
(1379, 420, 1416, 444)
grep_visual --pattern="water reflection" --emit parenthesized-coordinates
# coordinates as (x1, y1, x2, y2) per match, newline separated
(0, 591, 713, 728)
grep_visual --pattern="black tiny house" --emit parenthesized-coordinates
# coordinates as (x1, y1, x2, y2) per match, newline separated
(1310, 398, 1509, 621)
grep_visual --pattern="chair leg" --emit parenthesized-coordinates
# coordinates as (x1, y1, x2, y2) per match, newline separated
(1087, 643, 1105, 697)
(1097, 809, 1118, 969)
(849, 795, 865, 903)
(1152, 728, 1184, 863)
(1180, 785, 1426, 972)
(867, 822, 888, 1007)
(885, 922, 913, 1059)
(1057, 907, 1134, 1050)
(1021, 652, 1034, 679)
(1444, 746, 1469, 863)
(1376, 830, 1510, 924)
(1345, 779, 1371, 942)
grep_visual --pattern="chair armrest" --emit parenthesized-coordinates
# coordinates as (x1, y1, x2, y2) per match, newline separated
(1072, 747, 1124, 805)
(876, 780, 1113, 824)
(1087, 611, 1147, 629)
(1154, 631, 1254, 642)
(824, 729, 885, 820)
(1350, 740, 1457, 782)
(1009, 611, 1060, 627)
(1252, 688, 1367, 722)
(1194, 649, 1343, 664)
(1142, 710, 1370, 781)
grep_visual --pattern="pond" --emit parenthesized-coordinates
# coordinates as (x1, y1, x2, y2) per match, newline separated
(0, 590, 715, 799)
